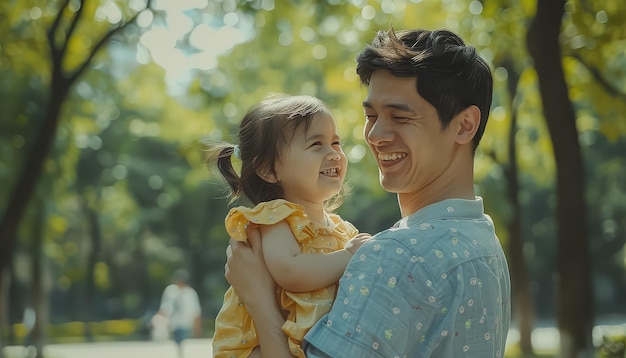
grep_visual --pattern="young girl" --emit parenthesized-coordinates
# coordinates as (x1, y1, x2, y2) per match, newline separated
(205, 94, 369, 357)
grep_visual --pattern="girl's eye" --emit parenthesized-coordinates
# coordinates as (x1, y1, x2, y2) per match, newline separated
(333, 141, 342, 146)
(310, 141, 322, 147)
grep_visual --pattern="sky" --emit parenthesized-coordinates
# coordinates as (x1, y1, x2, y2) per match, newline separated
(133, 0, 254, 95)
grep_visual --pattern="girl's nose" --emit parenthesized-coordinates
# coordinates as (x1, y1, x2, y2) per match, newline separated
(326, 148, 341, 160)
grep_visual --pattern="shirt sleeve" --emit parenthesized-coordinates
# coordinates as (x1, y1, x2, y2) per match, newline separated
(225, 199, 308, 241)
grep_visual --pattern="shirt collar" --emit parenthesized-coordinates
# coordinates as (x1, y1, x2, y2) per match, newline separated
(394, 197, 485, 228)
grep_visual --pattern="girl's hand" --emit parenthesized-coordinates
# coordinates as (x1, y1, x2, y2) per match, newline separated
(345, 233, 371, 255)
(225, 224, 276, 306)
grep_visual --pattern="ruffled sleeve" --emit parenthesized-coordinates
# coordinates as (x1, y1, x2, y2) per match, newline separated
(328, 213, 359, 239)
(225, 199, 309, 241)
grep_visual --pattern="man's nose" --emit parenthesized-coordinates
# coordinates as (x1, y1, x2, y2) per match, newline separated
(366, 118, 393, 145)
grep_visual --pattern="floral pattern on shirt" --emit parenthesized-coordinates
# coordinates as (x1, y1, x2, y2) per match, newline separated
(303, 197, 511, 358)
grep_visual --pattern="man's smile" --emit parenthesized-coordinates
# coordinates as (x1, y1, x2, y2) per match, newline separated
(378, 152, 407, 161)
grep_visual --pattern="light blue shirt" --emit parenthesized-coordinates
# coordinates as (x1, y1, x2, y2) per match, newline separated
(303, 197, 511, 357)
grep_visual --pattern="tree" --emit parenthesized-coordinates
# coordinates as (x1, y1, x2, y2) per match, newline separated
(527, 0, 593, 356)
(501, 57, 536, 355)
(0, 0, 151, 354)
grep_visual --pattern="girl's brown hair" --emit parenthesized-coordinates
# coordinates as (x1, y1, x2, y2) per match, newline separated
(204, 93, 345, 209)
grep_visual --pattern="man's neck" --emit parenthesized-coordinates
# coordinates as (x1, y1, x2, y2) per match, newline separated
(398, 157, 475, 217)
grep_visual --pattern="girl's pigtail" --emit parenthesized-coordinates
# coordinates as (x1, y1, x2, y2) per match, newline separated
(217, 146, 241, 202)
(203, 140, 242, 203)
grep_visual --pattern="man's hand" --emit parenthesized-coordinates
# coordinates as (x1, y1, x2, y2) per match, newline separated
(225, 224, 313, 357)
(225, 224, 277, 306)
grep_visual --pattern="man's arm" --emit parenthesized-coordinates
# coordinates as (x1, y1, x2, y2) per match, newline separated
(225, 224, 293, 358)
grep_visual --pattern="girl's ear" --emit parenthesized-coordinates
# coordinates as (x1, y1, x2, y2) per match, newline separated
(455, 105, 480, 145)
(256, 169, 278, 183)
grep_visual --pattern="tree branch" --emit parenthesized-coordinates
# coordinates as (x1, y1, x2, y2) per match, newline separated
(46, 0, 72, 58)
(60, 0, 87, 56)
(570, 53, 626, 102)
(68, 0, 152, 84)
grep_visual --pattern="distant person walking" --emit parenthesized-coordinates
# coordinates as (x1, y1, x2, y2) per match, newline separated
(153, 269, 202, 358)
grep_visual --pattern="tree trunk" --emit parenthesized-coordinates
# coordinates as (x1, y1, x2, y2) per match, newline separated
(82, 193, 102, 342)
(31, 197, 46, 358)
(0, 268, 11, 358)
(0, 79, 66, 357)
(527, 0, 594, 357)
(501, 58, 536, 355)
(0, 68, 69, 332)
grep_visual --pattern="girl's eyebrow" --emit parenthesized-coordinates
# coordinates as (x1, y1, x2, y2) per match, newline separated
(305, 133, 324, 142)
(305, 133, 339, 142)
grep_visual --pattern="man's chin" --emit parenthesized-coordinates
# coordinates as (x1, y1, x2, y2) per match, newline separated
(379, 179, 401, 193)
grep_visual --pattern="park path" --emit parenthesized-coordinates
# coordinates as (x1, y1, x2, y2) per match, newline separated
(3, 334, 536, 358)
(4, 339, 213, 358)
(3, 319, 626, 358)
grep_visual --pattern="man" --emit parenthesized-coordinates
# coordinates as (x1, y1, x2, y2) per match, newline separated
(224, 28, 511, 357)
(154, 269, 202, 358)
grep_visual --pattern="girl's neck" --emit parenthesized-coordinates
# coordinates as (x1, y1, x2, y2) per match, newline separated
(289, 200, 328, 226)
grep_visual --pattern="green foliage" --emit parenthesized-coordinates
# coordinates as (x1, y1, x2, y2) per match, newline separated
(599, 335, 626, 358)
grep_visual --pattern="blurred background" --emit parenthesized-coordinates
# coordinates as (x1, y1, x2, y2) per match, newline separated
(0, 0, 625, 357)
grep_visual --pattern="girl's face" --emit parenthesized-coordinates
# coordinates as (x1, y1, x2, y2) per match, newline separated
(272, 111, 347, 207)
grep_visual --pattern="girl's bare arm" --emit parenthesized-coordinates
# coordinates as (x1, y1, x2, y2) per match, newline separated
(260, 222, 369, 292)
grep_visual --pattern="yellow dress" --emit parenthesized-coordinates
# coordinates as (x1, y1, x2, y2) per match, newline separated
(212, 199, 358, 358)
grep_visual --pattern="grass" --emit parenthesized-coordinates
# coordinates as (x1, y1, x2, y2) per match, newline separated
(505, 345, 557, 358)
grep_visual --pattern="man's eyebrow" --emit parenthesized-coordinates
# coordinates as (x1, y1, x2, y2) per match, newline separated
(362, 101, 415, 113)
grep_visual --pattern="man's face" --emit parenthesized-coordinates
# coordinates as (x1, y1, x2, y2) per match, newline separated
(362, 69, 460, 197)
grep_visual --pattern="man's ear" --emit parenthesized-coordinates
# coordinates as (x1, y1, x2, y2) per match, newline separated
(455, 105, 480, 145)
